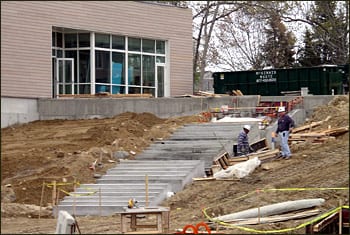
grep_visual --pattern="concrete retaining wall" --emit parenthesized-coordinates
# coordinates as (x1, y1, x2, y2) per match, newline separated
(1, 97, 39, 128)
(1, 95, 337, 128)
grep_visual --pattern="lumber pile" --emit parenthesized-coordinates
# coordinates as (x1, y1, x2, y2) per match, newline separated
(195, 91, 223, 97)
(292, 116, 331, 133)
(290, 126, 349, 143)
(232, 90, 244, 96)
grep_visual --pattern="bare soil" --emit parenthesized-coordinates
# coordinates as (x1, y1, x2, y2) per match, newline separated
(1, 96, 349, 234)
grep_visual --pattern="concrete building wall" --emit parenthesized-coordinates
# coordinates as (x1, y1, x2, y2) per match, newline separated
(1, 1, 193, 98)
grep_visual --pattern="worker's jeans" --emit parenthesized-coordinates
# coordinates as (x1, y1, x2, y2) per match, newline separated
(279, 131, 291, 157)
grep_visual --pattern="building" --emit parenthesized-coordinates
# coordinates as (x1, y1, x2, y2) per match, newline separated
(1, 1, 193, 127)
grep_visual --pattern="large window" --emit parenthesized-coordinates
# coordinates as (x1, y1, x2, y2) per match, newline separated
(52, 28, 167, 97)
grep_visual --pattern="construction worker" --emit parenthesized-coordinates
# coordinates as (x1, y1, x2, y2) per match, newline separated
(276, 106, 295, 159)
(237, 125, 253, 156)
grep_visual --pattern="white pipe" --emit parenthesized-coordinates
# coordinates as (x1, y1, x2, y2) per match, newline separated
(213, 198, 325, 222)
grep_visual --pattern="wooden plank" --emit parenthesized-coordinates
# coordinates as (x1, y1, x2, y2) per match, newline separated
(213, 152, 231, 169)
(292, 121, 324, 133)
(125, 230, 161, 234)
(193, 177, 216, 181)
(229, 149, 279, 164)
(313, 209, 339, 232)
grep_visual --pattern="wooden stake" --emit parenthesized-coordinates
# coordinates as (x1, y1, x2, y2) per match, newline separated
(73, 178, 77, 216)
(52, 180, 56, 206)
(257, 189, 260, 224)
(56, 189, 60, 218)
(339, 199, 342, 234)
(39, 181, 45, 219)
(99, 187, 102, 217)
(145, 174, 149, 208)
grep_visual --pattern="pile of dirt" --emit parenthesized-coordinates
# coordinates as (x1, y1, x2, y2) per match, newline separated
(1, 96, 349, 234)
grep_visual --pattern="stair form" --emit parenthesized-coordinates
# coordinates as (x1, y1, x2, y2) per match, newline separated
(56, 122, 259, 216)
(55, 160, 204, 216)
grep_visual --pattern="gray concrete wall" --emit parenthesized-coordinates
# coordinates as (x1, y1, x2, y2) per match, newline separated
(1, 95, 338, 128)
(37, 96, 260, 120)
(1, 97, 39, 128)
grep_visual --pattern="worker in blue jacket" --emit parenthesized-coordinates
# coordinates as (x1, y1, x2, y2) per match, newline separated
(276, 106, 295, 159)
(237, 125, 253, 156)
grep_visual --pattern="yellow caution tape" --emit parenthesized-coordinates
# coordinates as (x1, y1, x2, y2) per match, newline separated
(203, 187, 349, 233)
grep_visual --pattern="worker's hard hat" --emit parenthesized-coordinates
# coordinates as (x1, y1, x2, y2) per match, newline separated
(243, 125, 251, 131)
(278, 106, 286, 112)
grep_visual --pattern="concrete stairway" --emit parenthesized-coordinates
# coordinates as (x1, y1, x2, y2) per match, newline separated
(56, 122, 259, 216)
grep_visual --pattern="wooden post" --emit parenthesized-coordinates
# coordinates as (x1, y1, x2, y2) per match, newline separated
(145, 174, 149, 208)
(56, 189, 60, 218)
(39, 181, 45, 219)
(339, 199, 342, 234)
(99, 187, 102, 217)
(52, 181, 56, 206)
(73, 178, 77, 216)
(257, 189, 261, 224)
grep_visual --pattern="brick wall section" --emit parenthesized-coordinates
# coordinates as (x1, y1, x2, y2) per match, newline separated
(1, 1, 193, 98)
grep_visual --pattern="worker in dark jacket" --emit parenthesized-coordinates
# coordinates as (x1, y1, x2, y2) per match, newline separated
(237, 125, 253, 156)
(276, 106, 295, 159)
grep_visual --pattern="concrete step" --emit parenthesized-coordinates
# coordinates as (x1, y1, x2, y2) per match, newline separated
(60, 196, 156, 203)
(56, 204, 156, 216)
(56, 123, 252, 217)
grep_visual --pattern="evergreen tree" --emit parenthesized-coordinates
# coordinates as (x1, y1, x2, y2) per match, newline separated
(307, 1, 348, 65)
(298, 29, 322, 67)
(261, 14, 296, 68)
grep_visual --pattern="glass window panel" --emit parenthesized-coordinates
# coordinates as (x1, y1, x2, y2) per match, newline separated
(65, 51, 77, 83)
(112, 85, 125, 94)
(128, 54, 141, 86)
(57, 49, 63, 58)
(112, 35, 125, 50)
(58, 61, 63, 82)
(95, 33, 110, 48)
(157, 66, 165, 97)
(96, 84, 110, 93)
(79, 84, 90, 94)
(128, 37, 141, 51)
(57, 33, 63, 48)
(64, 33, 77, 48)
(156, 56, 165, 63)
(95, 50, 110, 84)
(64, 61, 73, 83)
(79, 33, 90, 47)
(52, 32, 56, 47)
(142, 39, 155, 53)
(59, 85, 63, 94)
(142, 88, 155, 96)
(112, 52, 125, 85)
(156, 40, 165, 54)
(65, 85, 72, 94)
(79, 50, 90, 83)
(128, 87, 141, 94)
(52, 49, 55, 57)
(142, 55, 155, 86)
